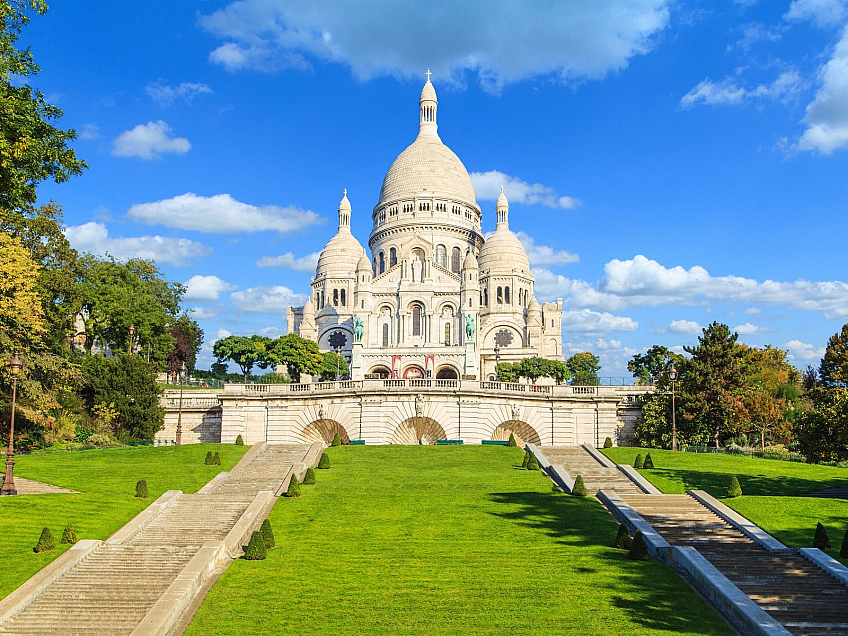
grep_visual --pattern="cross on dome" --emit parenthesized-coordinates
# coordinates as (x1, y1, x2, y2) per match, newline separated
(425, 68, 432, 82)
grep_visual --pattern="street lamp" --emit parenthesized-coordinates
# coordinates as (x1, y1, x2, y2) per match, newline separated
(668, 363, 679, 451)
(335, 346, 342, 381)
(493, 344, 501, 380)
(127, 324, 135, 355)
(176, 361, 186, 446)
(2, 353, 24, 496)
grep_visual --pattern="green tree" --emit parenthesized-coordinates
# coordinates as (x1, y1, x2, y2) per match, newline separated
(515, 357, 551, 384)
(167, 315, 204, 374)
(495, 361, 519, 382)
(566, 352, 601, 385)
(265, 334, 323, 383)
(820, 324, 848, 388)
(796, 387, 848, 463)
(628, 345, 684, 387)
(213, 335, 263, 382)
(318, 351, 349, 381)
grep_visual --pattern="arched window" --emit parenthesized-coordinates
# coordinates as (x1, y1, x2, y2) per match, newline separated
(379, 252, 385, 274)
(518, 289, 523, 306)
(390, 247, 397, 267)
(483, 288, 488, 306)
(451, 247, 461, 273)
(505, 286, 510, 304)
(382, 323, 389, 347)
(435, 245, 447, 267)
(333, 289, 339, 306)
(444, 323, 451, 345)
(412, 305, 422, 336)
(497, 286, 503, 304)
(340, 289, 346, 306)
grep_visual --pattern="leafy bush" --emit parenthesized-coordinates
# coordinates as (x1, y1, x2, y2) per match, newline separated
(88, 433, 113, 446)
(643, 453, 654, 469)
(317, 452, 330, 469)
(507, 433, 517, 447)
(213, 451, 221, 465)
(34, 527, 54, 553)
(841, 526, 848, 558)
(135, 479, 148, 499)
(628, 530, 649, 561)
(571, 475, 587, 497)
(285, 475, 301, 498)
(814, 522, 831, 550)
(74, 427, 93, 444)
(260, 518, 275, 549)
(614, 524, 632, 550)
(526, 452, 540, 471)
(331, 432, 342, 447)
(521, 451, 530, 468)
(61, 524, 77, 545)
(204, 451, 214, 465)
(634, 453, 644, 469)
(303, 467, 316, 485)
(603, 437, 613, 449)
(244, 531, 266, 560)
(726, 475, 742, 498)
(235, 434, 244, 446)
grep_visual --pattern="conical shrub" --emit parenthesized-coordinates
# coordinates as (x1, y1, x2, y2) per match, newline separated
(572, 475, 587, 497)
(60, 524, 77, 545)
(726, 475, 742, 498)
(614, 524, 632, 550)
(213, 452, 222, 466)
(34, 527, 54, 553)
(507, 433, 517, 447)
(260, 518, 275, 549)
(135, 479, 148, 499)
(814, 522, 831, 550)
(603, 437, 613, 449)
(643, 453, 654, 469)
(332, 432, 342, 447)
(303, 467, 316, 485)
(243, 531, 266, 560)
(521, 451, 530, 468)
(628, 530, 649, 561)
(526, 452, 540, 471)
(235, 434, 244, 446)
(841, 525, 848, 558)
(285, 475, 301, 498)
(634, 453, 644, 469)
(318, 452, 330, 469)
(204, 451, 213, 465)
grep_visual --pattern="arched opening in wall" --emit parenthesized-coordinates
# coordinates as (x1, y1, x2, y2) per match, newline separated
(483, 288, 488, 306)
(451, 247, 461, 273)
(382, 323, 389, 347)
(435, 366, 458, 380)
(444, 323, 451, 345)
(391, 417, 446, 445)
(435, 245, 446, 267)
(301, 419, 351, 445)
(505, 286, 510, 304)
(492, 421, 541, 447)
(340, 288, 346, 306)
(390, 247, 397, 267)
(497, 287, 503, 304)
(368, 365, 391, 378)
(333, 289, 339, 306)
(403, 365, 425, 379)
(379, 252, 385, 274)
(412, 304, 423, 336)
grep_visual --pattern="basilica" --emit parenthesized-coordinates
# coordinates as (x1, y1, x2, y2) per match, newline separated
(286, 75, 563, 381)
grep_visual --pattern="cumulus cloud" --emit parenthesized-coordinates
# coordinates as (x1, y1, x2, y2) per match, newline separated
(199, 0, 671, 93)
(732, 322, 777, 335)
(78, 123, 100, 140)
(667, 320, 702, 335)
(127, 193, 324, 234)
(256, 251, 321, 272)
(64, 221, 211, 266)
(563, 338, 639, 377)
(785, 339, 827, 361)
(189, 306, 223, 320)
(471, 171, 581, 209)
(561, 309, 638, 336)
(513, 232, 579, 267)
(785, 0, 848, 28)
(680, 70, 804, 108)
(183, 275, 236, 301)
(230, 285, 307, 313)
(112, 121, 191, 160)
(145, 81, 213, 106)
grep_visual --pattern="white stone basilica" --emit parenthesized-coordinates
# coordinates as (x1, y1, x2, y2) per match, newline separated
(286, 76, 563, 381)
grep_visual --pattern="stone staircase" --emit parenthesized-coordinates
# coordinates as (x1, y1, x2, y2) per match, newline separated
(542, 447, 644, 495)
(211, 444, 309, 496)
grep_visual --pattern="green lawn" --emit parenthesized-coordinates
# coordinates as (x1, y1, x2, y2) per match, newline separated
(602, 448, 848, 559)
(0, 443, 248, 599)
(186, 446, 732, 636)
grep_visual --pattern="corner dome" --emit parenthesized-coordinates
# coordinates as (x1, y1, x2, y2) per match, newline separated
(478, 227, 530, 275)
(316, 191, 364, 279)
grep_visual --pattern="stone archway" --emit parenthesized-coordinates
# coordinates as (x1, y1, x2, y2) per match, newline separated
(403, 366, 425, 379)
(435, 366, 459, 380)
(391, 417, 446, 445)
(492, 420, 541, 447)
(368, 365, 391, 379)
(301, 419, 351, 445)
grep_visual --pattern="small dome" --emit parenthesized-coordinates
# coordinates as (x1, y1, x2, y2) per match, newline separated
(315, 231, 364, 279)
(528, 295, 541, 311)
(339, 188, 351, 212)
(478, 227, 530, 275)
(420, 79, 437, 103)
(496, 185, 508, 210)
(356, 250, 371, 271)
(463, 250, 478, 269)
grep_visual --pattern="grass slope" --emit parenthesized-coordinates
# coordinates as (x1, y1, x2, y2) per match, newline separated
(0, 444, 247, 599)
(602, 448, 848, 559)
(186, 446, 732, 635)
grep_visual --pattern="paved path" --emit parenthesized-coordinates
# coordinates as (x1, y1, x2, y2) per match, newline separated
(800, 484, 848, 500)
(543, 447, 644, 495)
(13, 478, 78, 495)
(0, 444, 311, 636)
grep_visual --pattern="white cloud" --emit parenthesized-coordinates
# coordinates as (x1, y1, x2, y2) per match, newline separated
(563, 337, 639, 377)
(199, 0, 671, 93)
(785, 0, 847, 28)
(230, 285, 307, 313)
(561, 309, 638, 336)
(112, 121, 191, 160)
(668, 319, 702, 335)
(785, 339, 826, 361)
(745, 307, 762, 314)
(189, 306, 223, 320)
(64, 221, 211, 266)
(732, 322, 776, 335)
(731, 22, 782, 52)
(127, 193, 324, 234)
(78, 123, 100, 140)
(256, 251, 321, 272)
(183, 275, 236, 301)
(471, 171, 582, 209)
(145, 81, 213, 106)
(796, 25, 848, 154)
(514, 232, 579, 267)
(680, 70, 804, 109)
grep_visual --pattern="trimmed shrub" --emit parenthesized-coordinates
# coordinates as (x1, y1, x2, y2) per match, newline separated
(814, 522, 832, 550)
(629, 530, 649, 561)
(507, 433, 517, 447)
(34, 528, 54, 553)
(521, 451, 530, 468)
(303, 467, 316, 485)
(526, 452, 540, 471)
(726, 475, 742, 498)
(135, 479, 148, 499)
(841, 525, 848, 558)
(331, 432, 342, 447)
(318, 452, 330, 469)
(61, 524, 78, 545)
(643, 453, 654, 469)
(260, 518, 275, 549)
(243, 531, 266, 560)
(571, 475, 587, 497)
(235, 434, 244, 446)
(213, 452, 222, 466)
(204, 451, 214, 465)
(634, 453, 644, 469)
(614, 524, 632, 550)
(603, 437, 613, 449)
(285, 475, 301, 498)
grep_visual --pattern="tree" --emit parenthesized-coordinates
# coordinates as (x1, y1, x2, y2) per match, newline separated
(167, 315, 204, 374)
(213, 335, 263, 382)
(733, 386, 786, 451)
(495, 362, 519, 382)
(820, 324, 848, 388)
(515, 357, 551, 384)
(795, 387, 848, 463)
(318, 351, 349, 382)
(628, 345, 684, 387)
(265, 334, 323, 383)
(566, 352, 601, 385)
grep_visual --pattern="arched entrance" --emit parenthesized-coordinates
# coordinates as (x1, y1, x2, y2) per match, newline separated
(368, 365, 391, 379)
(301, 419, 351, 445)
(403, 365, 425, 379)
(435, 366, 459, 380)
(391, 417, 446, 445)
(492, 421, 541, 447)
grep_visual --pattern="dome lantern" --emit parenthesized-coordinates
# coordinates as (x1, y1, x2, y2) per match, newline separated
(496, 185, 509, 227)
(338, 188, 352, 232)
(419, 69, 438, 136)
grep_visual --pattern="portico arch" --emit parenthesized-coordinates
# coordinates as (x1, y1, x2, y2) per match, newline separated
(403, 365, 425, 379)
(492, 420, 541, 447)
(435, 365, 459, 380)
(368, 365, 391, 378)
(391, 417, 446, 445)
(301, 419, 351, 445)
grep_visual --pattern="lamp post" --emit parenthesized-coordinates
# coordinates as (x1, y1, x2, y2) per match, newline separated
(176, 361, 186, 445)
(127, 324, 135, 355)
(668, 364, 679, 451)
(1, 353, 24, 496)
(335, 346, 342, 381)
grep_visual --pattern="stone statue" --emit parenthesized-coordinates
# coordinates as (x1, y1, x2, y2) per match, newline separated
(411, 256, 422, 282)
(353, 316, 364, 343)
(415, 394, 425, 417)
(465, 314, 475, 339)
(318, 405, 325, 420)
(511, 404, 520, 421)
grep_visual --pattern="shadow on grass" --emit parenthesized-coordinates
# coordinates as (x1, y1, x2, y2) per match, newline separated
(649, 467, 848, 498)
(487, 487, 731, 635)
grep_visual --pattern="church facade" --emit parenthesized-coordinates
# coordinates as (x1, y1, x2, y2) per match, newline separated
(286, 76, 563, 381)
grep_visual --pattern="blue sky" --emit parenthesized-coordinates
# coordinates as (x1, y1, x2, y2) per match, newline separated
(24, 0, 848, 377)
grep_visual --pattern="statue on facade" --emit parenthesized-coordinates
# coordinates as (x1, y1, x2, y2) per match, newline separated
(465, 314, 475, 339)
(353, 316, 364, 343)
(411, 255, 422, 282)
(415, 394, 425, 417)
(511, 404, 520, 421)
(318, 405, 325, 420)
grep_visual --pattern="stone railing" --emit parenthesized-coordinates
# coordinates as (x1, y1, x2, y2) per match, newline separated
(163, 395, 221, 409)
